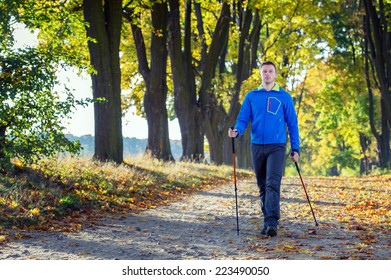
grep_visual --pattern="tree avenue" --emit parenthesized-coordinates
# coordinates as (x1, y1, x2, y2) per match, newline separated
(1, 0, 390, 175)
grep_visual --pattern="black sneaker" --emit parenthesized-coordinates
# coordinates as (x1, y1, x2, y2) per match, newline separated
(266, 226, 277, 237)
(261, 227, 267, 235)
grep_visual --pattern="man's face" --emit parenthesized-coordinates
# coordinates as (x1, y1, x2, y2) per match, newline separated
(260, 64, 276, 84)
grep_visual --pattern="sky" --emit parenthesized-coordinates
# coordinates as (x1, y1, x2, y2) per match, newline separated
(53, 68, 181, 140)
(13, 25, 181, 140)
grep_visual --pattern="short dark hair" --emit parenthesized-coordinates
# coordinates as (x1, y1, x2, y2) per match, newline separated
(260, 61, 276, 71)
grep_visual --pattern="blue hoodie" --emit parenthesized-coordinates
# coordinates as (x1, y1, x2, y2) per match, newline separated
(234, 84, 300, 152)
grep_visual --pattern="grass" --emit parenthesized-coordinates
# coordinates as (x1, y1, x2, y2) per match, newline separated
(0, 155, 252, 243)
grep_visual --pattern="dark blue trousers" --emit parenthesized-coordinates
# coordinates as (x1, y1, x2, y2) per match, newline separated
(251, 143, 286, 228)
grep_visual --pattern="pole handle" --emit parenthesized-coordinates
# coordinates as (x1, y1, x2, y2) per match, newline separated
(290, 152, 300, 173)
(231, 127, 236, 154)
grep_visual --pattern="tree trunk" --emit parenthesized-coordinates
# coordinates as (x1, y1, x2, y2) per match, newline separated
(328, 166, 339, 176)
(197, 2, 230, 165)
(205, 6, 260, 169)
(204, 95, 226, 165)
(168, 0, 203, 161)
(359, 132, 370, 175)
(0, 126, 6, 158)
(363, 0, 391, 122)
(378, 100, 391, 168)
(83, 0, 123, 163)
(146, 2, 172, 161)
(364, 14, 391, 169)
(363, 0, 391, 119)
(125, 1, 173, 161)
(231, 9, 260, 169)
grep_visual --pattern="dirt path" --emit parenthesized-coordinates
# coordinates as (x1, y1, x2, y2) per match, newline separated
(0, 177, 389, 260)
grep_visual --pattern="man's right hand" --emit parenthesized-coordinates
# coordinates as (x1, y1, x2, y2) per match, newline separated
(228, 127, 238, 138)
(290, 151, 300, 163)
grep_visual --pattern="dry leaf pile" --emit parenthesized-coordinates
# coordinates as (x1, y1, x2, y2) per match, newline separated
(241, 176, 390, 259)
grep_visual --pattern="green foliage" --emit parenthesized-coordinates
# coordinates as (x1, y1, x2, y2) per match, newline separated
(15, 0, 90, 69)
(0, 47, 82, 168)
(239, 68, 262, 101)
(290, 0, 384, 176)
(0, 1, 93, 171)
(258, 0, 337, 80)
(59, 194, 82, 211)
(371, 167, 391, 175)
(296, 57, 375, 176)
(0, 0, 17, 48)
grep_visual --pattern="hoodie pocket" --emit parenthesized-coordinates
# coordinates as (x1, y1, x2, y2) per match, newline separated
(267, 97, 282, 115)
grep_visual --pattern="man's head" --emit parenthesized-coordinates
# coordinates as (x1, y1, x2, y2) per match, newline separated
(260, 61, 277, 86)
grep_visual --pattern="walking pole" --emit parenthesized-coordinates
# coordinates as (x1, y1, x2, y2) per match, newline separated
(232, 137, 240, 235)
(291, 152, 319, 227)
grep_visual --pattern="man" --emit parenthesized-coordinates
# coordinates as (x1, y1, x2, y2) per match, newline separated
(228, 61, 300, 237)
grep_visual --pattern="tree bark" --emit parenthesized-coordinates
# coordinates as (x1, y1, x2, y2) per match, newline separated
(204, 5, 261, 168)
(198, 2, 230, 165)
(359, 132, 371, 175)
(363, 6, 391, 169)
(168, 0, 203, 161)
(231, 8, 261, 169)
(363, 0, 391, 123)
(125, 1, 173, 161)
(83, 0, 123, 163)
(378, 101, 390, 168)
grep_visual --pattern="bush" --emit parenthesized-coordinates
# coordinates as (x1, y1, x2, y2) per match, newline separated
(0, 47, 84, 172)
